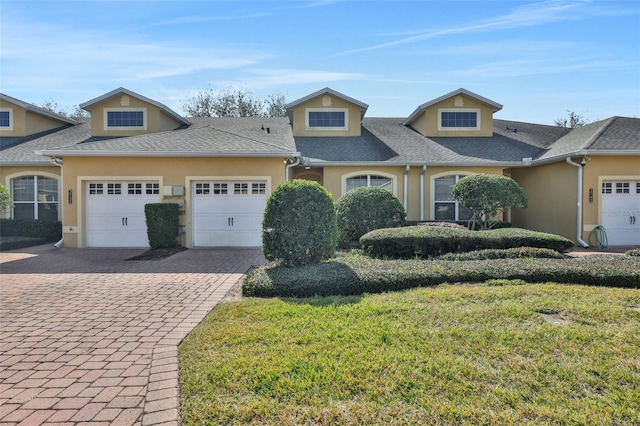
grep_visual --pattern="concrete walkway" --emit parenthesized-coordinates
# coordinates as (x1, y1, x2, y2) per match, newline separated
(0, 245, 268, 426)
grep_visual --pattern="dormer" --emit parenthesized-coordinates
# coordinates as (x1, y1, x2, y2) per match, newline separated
(286, 87, 368, 137)
(0, 93, 78, 137)
(404, 88, 502, 137)
(80, 87, 191, 137)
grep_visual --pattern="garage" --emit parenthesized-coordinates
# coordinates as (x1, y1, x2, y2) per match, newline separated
(601, 180, 640, 245)
(85, 181, 160, 247)
(192, 181, 267, 247)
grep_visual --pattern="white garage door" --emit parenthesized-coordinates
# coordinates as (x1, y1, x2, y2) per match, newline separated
(601, 181, 640, 245)
(86, 182, 160, 247)
(192, 181, 267, 247)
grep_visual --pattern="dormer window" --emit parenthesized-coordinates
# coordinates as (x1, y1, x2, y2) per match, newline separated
(306, 108, 348, 131)
(0, 109, 12, 130)
(438, 109, 480, 131)
(104, 108, 146, 130)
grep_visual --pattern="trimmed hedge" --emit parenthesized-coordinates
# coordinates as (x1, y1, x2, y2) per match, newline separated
(407, 220, 513, 230)
(262, 180, 337, 266)
(144, 203, 179, 248)
(242, 254, 640, 298)
(437, 247, 567, 261)
(336, 186, 406, 246)
(626, 248, 640, 257)
(360, 226, 574, 259)
(0, 219, 62, 241)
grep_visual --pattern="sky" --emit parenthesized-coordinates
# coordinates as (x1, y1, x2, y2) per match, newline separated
(1, 0, 639, 125)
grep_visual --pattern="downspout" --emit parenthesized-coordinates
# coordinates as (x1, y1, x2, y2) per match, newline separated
(50, 157, 64, 248)
(403, 165, 410, 213)
(566, 157, 589, 247)
(419, 165, 427, 221)
(285, 157, 300, 181)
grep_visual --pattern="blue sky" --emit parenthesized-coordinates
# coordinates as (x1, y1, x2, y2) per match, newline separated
(1, 0, 639, 124)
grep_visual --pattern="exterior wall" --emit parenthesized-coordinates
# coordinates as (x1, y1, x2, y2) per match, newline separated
(290, 94, 363, 137)
(409, 95, 495, 137)
(510, 162, 577, 242)
(1, 165, 62, 219)
(61, 156, 287, 248)
(0, 100, 68, 137)
(316, 165, 504, 221)
(89, 94, 183, 137)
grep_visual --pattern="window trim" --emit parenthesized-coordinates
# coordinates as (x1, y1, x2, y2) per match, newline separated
(437, 108, 481, 131)
(341, 171, 397, 196)
(8, 173, 60, 221)
(305, 108, 348, 131)
(430, 172, 475, 221)
(104, 108, 147, 130)
(0, 108, 13, 131)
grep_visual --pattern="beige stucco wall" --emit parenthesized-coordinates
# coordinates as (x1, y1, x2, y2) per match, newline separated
(314, 165, 505, 222)
(61, 156, 287, 248)
(510, 162, 577, 241)
(409, 95, 495, 137)
(89, 94, 183, 137)
(290, 94, 363, 137)
(0, 100, 70, 137)
(1, 165, 62, 219)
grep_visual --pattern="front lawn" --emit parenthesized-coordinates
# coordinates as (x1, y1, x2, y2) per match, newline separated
(180, 283, 640, 425)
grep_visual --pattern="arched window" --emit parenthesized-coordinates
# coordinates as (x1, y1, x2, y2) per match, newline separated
(434, 175, 472, 221)
(11, 175, 59, 221)
(346, 175, 392, 192)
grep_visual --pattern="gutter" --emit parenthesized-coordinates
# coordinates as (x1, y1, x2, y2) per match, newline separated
(36, 150, 301, 158)
(49, 157, 64, 249)
(420, 165, 427, 221)
(285, 157, 300, 181)
(403, 165, 410, 213)
(566, 157, 589, 248)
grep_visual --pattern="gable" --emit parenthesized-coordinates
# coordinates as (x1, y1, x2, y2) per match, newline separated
(405, 89, 502, 138)
(80, 88, 189, 137)
(287, 88, 368, 137)
(0, 94, 78, 137)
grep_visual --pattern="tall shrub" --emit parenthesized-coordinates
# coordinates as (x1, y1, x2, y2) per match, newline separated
(262, 180, 337, 266)
(336, 186, 406, 246)
(0, 183, 13, 216)
(144, 203, 179, 248)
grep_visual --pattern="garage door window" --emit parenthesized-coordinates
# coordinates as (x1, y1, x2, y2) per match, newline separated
(11, 175, 58, 221)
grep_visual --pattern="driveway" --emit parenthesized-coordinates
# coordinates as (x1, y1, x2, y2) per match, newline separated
(0, 244, 268, 426)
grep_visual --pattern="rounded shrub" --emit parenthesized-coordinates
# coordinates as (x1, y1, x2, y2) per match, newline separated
(336, 186, 406, 246)
(262, 179, 338, 266)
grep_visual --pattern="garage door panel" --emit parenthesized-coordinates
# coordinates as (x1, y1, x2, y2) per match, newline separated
(601, 181, 640, 245)
(192, 181, 267, 247)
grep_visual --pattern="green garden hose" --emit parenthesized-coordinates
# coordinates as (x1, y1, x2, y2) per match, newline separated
(588, 225, 608, 248)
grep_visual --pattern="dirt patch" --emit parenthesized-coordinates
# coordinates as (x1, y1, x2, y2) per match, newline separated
(126, 247, 186, 261)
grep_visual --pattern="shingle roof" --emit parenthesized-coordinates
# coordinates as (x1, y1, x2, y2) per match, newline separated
(38, 117, 298, 157)
(286, 87, 369, 119)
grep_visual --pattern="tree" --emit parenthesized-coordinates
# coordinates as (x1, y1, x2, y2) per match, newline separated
(182, 87, 287, 118)
(554, 110, 588, 128)
(451, 174, 528, 230)
(38, 100, 89, 118)
(262, 180, 337, 266)
(0, 183, 14, 216)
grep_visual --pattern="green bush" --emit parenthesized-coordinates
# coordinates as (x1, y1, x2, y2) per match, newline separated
(144, 203, 179, 248)
(0, 219, 62, 241)
(336, 186, 406, 246)
(242, 254, 640, 298)
(262, 180, 337, 266)
(410, 220, 513, 230)
(437, 247, 567, 260)
(626, 248, 640, 257)
(360, 226, 574, 259)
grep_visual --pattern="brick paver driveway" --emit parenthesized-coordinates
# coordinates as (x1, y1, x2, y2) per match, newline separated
(0, 245, 268, 425)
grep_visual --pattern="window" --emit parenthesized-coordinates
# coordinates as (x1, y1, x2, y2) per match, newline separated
(195, 183, 210, 195)
(438, 109, 480, 130)
(234, 183, 249, 195)
(306, 108, 348, 130)
(0, 109, 12, 130)
(434, 175, 472, 221)
(11, 176, 58, 221)
(146, 183, 159, 195)
(346, 175, 392, 192)
(252, 183, 266, 195)
(104, 109, 146, 130)
(616, 183, 630, 194)
(602, 183, 612, 194)
(213, 183, 228, 195)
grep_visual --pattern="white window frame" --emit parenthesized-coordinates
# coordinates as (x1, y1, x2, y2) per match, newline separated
(438, 108, 481, 131)
(305, 108, 348, 131)
(9, 174, 59, 221)
(430, 172, 474, 221)
(0, 108, 13, 131)
(341, 171, 397, 196)
(104, 108, 147, 131)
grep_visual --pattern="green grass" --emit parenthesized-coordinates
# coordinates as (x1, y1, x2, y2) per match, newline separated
(180, 283, 640, 425)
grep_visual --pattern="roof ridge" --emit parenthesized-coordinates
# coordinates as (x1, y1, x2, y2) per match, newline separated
(582, 117, 617, 150)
